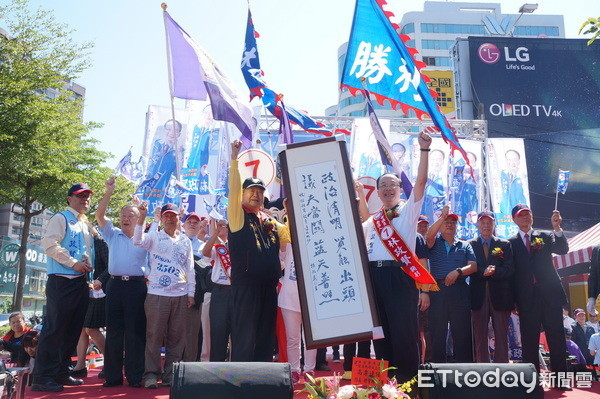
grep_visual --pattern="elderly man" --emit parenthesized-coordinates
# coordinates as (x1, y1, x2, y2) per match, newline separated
(361, 131, 432, 383)
(181, 212, 204, 362)
(33, 183, 95, 392)
(95, 176, 148, 388)
(228, 140, 290, 362)
(508, 204, 570, 390)
(426, 206, 477, 363)
(134, 203, 195, 389)
(468, 211, 514, 363)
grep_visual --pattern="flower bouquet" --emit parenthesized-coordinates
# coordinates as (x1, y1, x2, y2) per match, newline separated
(299, 365, 415, 399)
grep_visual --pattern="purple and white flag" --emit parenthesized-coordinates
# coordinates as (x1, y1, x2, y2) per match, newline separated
(163, 10, 255, 148)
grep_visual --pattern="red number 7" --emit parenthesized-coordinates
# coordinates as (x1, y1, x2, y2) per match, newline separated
(245, 159, 260, 177)
(363, 184, 375, 202)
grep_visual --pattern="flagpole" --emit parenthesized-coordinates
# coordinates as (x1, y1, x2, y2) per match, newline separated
(554, 187, 559, 211)
(162, 3, 182, 181)
(332, 86, 343, 136)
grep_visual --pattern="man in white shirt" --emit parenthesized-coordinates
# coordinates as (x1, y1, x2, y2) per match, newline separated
(134, 203, 195, 389)
(362, 132, 432, 383)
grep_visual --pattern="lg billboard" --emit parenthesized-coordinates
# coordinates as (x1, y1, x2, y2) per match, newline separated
(465, 37, 600, 231)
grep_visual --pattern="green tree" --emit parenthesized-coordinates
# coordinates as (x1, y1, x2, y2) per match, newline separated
(580, 17, 600, 45)
(0, 0, 107, 311)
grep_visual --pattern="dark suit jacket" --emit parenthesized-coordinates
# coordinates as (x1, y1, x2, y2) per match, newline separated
(468, 236, 514, 311)
(509, 230, 569, 312)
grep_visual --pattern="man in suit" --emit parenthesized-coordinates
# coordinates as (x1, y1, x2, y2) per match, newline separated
(469, 210, 514, 363)
(509, 204, 570, 390)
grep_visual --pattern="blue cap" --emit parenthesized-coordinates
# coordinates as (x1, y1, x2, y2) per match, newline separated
(511, 204, 531, 218)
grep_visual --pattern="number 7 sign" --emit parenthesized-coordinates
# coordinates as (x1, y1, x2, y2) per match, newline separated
(237, 149, 276, 187)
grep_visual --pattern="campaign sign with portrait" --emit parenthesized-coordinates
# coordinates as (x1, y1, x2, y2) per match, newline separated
(487, 138, 530, 238)
(280, 137, 379, 348)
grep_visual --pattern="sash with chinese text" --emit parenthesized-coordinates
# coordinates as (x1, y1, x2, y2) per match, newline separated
(372, 208, 439, 290)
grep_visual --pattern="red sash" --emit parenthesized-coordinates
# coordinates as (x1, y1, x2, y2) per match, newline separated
(214, 243, 231, 281)
(372, 208, 438, 289)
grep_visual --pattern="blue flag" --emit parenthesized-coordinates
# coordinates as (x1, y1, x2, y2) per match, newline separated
(557, 170, 570, 194)
(341, 0, 468, 160)
(241, 8, 340, 137)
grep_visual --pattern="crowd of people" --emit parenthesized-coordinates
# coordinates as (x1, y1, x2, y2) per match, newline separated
(23, 134, 593, 393)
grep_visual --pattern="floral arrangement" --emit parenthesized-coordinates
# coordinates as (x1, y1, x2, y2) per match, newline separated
(491, 247, 504, 258)
(530, 237, 544, 250)
(299, 371, 415, 399)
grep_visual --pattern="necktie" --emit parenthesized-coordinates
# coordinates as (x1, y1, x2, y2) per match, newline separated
(483, 241, 489, 259)
(524, 233, 531, 253)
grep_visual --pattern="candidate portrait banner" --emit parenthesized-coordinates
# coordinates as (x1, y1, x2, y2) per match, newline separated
(486, 138, 530, 239)
(449, 140, 482, 240)
(418, 138, 450, 223)
(280, 137, 379, 348)
(138, 105, 194, 212)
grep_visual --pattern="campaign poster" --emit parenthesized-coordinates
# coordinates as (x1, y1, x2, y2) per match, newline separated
(487, 138, 530, 238)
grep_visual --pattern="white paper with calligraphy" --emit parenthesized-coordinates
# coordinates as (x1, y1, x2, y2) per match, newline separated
(295, 160, 364, 320)
(281, 138, 378, 348)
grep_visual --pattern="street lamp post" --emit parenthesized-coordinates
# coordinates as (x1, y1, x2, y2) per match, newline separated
(511, 3, 538, 36)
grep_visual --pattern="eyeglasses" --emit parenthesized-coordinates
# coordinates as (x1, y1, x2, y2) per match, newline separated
(378, 184, 400, 189)
(75, 193, 91, 199)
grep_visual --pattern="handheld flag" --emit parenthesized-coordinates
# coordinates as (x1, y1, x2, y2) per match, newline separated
(114, 149, 132, 176)
(364, 92, 413, 196)
(554, 169, 570, 210)
(341, 0, 468, 160)
(556, 170, 570, 194)
(163, 8, 255, 148)
(241, 8, 339, 137)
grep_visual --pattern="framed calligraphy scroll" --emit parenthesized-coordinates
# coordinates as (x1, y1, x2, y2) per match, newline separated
(280, 136, 379, 349)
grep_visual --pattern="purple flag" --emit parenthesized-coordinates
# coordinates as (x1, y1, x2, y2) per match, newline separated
(163, 11, 255, 148)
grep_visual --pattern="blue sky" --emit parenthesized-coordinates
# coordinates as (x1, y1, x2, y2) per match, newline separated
(20, 0, 600, 165)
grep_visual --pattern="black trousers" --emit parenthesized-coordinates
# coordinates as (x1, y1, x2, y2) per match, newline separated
(519, 289, 567, 372)
(370, 266, 419, 383)
(231, 283, 277, 362)
(343, 340, 371, 371)
(33, 275, 88, 383)
(209, 284, 233, 361)
(104, 278, 147, 384)
(428, 279, 473, 363)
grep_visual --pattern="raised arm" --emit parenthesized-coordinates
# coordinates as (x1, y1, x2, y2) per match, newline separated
(95, 176, 115, 230)
(426, 205, 449, 248)
(412, 132, 432, 202)
(227, 140, 244, 233)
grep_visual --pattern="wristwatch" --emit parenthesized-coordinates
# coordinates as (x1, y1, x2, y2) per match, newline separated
(455, 268, 463, 276)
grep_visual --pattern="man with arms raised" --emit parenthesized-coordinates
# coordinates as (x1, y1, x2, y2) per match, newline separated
(228, 140, 290, 362)
(426, 206, 477, 363)
(362, 131, 434, 383)
(95, 176, 148, 388)
(509, 204, 570, 390)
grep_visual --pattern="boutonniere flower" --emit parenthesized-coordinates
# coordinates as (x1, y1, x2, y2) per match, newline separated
(491, 247, 504, 258)
(385, 206, 399, 220)
(531, 237, 544, 250)
(262, 218, 277, 233)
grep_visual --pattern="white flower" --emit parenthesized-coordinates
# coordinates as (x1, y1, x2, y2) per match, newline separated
(337, 385, 356, 399)
(382, 383, 400, 398)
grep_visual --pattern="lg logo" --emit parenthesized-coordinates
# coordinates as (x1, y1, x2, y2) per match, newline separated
(478, 43, 530, 64)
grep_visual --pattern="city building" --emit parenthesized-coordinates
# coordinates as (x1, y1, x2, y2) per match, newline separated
(327, 1, 565, 118)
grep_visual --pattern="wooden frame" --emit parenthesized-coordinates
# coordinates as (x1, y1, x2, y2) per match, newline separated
(280, 137, 379, 349)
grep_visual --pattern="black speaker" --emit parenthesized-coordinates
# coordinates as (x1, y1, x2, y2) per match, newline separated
(171, 362, 293, 399)
(418, 363, 543, 399)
